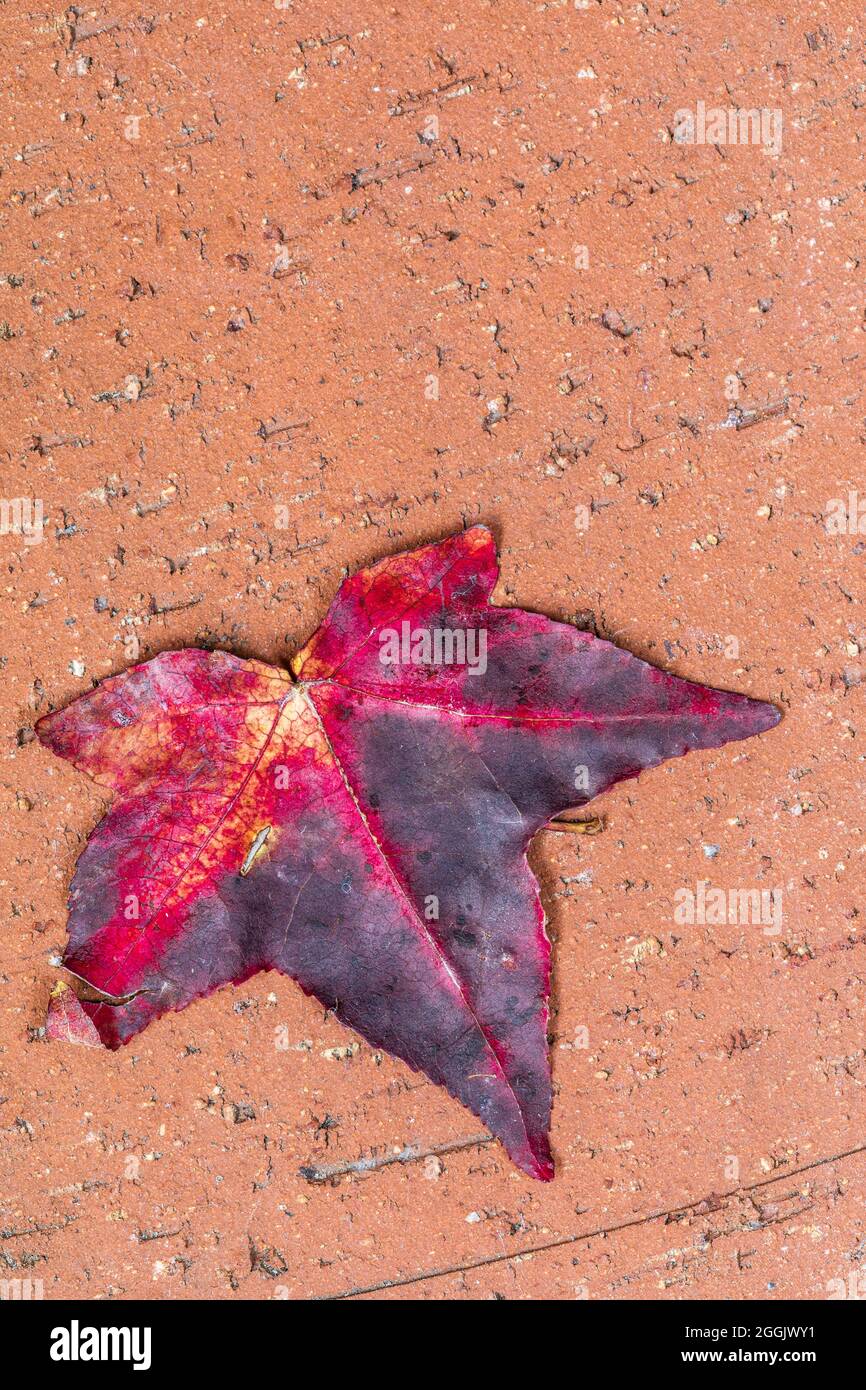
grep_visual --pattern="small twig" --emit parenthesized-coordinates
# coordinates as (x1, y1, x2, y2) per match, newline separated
(167, 133, 216, 149)
(148, 593, 202, 617)
(389, 76, 477, 116)
(31, 433, 92, 454)
(300, 1133, 492, 1184)
(350, 154, 434, 190)
(258, 417, 311, 441)
(725, 398, 789, 430)
(544, 816, 604, 836)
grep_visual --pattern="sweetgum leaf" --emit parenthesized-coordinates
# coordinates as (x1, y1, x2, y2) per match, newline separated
(37, 526, 779, 1179)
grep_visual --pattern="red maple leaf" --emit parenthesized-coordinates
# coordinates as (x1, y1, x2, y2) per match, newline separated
(37, 527, 779, 1179)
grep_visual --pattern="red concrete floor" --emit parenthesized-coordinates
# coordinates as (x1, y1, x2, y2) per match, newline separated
(1, 1, 864, 1299)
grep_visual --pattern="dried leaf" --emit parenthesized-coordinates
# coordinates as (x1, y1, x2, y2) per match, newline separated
(45, 982, 102, 1048)
(37, 527, 779, 1178)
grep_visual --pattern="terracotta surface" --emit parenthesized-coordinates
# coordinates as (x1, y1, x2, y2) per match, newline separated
(1, 0, 863, 1301)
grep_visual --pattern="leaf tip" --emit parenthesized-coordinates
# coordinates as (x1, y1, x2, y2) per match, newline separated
(522, 1144, 555, 1182)
(762, 701, 783, 731)
(738, 694, 783, 738)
